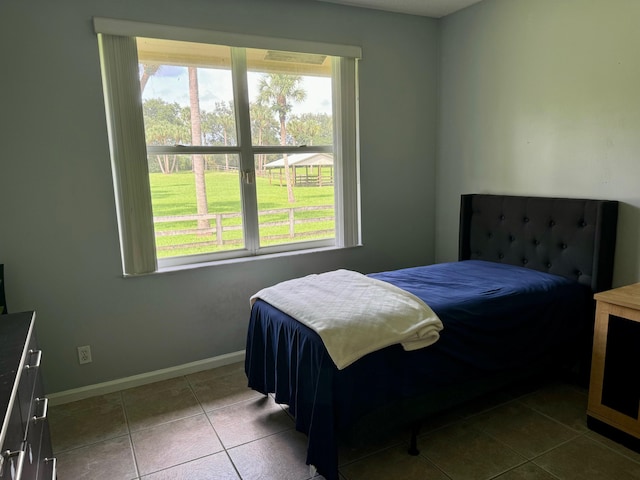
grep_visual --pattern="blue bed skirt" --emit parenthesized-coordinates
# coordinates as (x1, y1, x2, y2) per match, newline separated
(245, 260, 591, 480)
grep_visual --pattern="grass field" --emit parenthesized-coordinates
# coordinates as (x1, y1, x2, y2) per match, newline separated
(149, 170, 335, 257)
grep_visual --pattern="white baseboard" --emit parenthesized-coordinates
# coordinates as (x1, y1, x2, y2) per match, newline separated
(47, 350, 246, 406)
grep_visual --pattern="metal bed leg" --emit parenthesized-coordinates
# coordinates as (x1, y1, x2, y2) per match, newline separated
(408, 423, 421, 456)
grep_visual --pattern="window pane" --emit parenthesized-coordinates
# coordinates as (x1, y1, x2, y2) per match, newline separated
(149, 154, 244, 258)
(137, 38, 237, 147)
(256, 154, 335, 248)
(246, 48, 333, 147)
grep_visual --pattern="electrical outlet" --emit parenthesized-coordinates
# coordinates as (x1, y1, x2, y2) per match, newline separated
(77, 345, 92, 364)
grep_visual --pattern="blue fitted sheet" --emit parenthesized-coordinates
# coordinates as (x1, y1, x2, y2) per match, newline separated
(245, 260, 591, 480)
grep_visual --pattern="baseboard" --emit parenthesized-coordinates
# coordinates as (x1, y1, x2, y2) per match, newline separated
(47, 350, 246, 405)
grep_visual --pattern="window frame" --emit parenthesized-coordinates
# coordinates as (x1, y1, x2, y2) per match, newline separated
(95, 18, 361, 275)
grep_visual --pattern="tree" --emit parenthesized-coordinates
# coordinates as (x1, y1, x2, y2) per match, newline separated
(250, 102, 279, 174)
(188, 66, 210, 232)
(140, 64, 160, 92)
(214, 101, 236, 170)
(287, 112, 332, 146)
(140, 63, 210, 232)
(257, 73, 306, 203)
(142, 99, 190, 173)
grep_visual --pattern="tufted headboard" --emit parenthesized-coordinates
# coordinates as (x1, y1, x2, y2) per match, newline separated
(459, 194, 619, 294)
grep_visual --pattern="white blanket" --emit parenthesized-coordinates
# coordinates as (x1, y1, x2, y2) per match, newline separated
(250, 269, 443, 369)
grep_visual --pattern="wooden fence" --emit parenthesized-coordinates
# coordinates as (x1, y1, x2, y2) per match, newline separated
(154, 205, 334, 252)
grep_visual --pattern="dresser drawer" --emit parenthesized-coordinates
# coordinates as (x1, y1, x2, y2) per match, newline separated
(1, 312, 55, 480)
(38, 422, 55, 480)
(18, 343, 41, 439)
(21, 382, 48, 480)
(20, 402, 45, 480)
(0, 404, 24, 480)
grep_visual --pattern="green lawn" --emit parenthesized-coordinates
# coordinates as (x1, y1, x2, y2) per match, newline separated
(149, 170, 335, 257)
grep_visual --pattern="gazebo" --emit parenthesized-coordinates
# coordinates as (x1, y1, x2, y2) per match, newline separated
(265, 153, 334, 187)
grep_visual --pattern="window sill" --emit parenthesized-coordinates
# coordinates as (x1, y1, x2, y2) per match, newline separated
(122, 244, 363, 278)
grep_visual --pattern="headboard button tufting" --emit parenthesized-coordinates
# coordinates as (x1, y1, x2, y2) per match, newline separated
(523, 258, 529, 265)
(458, 193, 619, 293)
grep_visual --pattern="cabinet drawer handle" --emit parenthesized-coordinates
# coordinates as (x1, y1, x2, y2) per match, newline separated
(33, 397, 49, 423)
(1, 449, 25, 480)
(44, 457, 57, 480)
(25, 349, 42, 370)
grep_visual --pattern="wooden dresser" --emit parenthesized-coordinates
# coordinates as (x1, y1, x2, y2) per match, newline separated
(1, 311, 56, 480)
(588, 283, 640, 449)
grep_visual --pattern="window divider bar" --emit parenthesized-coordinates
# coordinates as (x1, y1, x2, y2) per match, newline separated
(231, 47, 260, 254)
(252, 145, 334, 155)
(146, 145, 334, 155)
(147, 145, 242, 155)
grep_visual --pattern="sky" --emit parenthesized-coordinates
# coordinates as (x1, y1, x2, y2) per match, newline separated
(142, 65, 333, 116)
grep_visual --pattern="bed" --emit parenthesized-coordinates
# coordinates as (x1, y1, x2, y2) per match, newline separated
(244, 193, 619, 480)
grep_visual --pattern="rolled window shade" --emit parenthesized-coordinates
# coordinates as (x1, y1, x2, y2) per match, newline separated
(93, 17, 362, 59)
(98, 34, 157, 275)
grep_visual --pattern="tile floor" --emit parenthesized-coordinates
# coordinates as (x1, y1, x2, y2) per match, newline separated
(49, 362, 640, 480)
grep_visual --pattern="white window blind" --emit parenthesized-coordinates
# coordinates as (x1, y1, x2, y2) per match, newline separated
(98, 34, 157, 275)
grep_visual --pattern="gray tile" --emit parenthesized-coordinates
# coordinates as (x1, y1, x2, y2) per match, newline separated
(493, 462, 559, 480)
(468, 400, 578, 458)
(227, 429, 315, 480)
(50, 371, 617, 480)
(49, 393, 128, 453)
(122, 376, 191, 402)
(123, 378, 203, 431)
(520, 383, 589, 433)
(338, 426, 406, 466)
(533, 435, 640, 479)
(417, 408, 466, 435)
(586, 429, 640, 464)
(340, 444, 450, 480)
(420, 421, 526, 480)
(207, 395, 294, 448)
(131, 414, 224, 476)
(451, 386, 530, 419)
(55, 435, 137, 480)
(50, 391, 124, 414)
(140, 451, 240, 479)
(188, 363, 263, 411)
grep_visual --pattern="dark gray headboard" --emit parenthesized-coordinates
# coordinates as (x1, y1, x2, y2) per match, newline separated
(459, 194, 618, 293)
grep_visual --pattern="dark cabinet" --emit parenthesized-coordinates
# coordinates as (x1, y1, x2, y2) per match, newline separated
(1, 311, 55, 479)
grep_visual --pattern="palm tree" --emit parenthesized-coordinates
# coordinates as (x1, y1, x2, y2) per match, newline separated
(188, 66, 210, 232)
(257, 73, 306, 203)
(139, 64, 160, 92)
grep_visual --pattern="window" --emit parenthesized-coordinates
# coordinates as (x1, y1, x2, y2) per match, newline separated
(94, 18, 361, 275)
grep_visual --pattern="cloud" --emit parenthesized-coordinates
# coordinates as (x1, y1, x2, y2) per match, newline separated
(155, 65, 185, 78)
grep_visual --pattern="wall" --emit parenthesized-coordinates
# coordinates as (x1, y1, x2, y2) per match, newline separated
(437, 0, 640, 287)
(0, 0, 438, 393)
